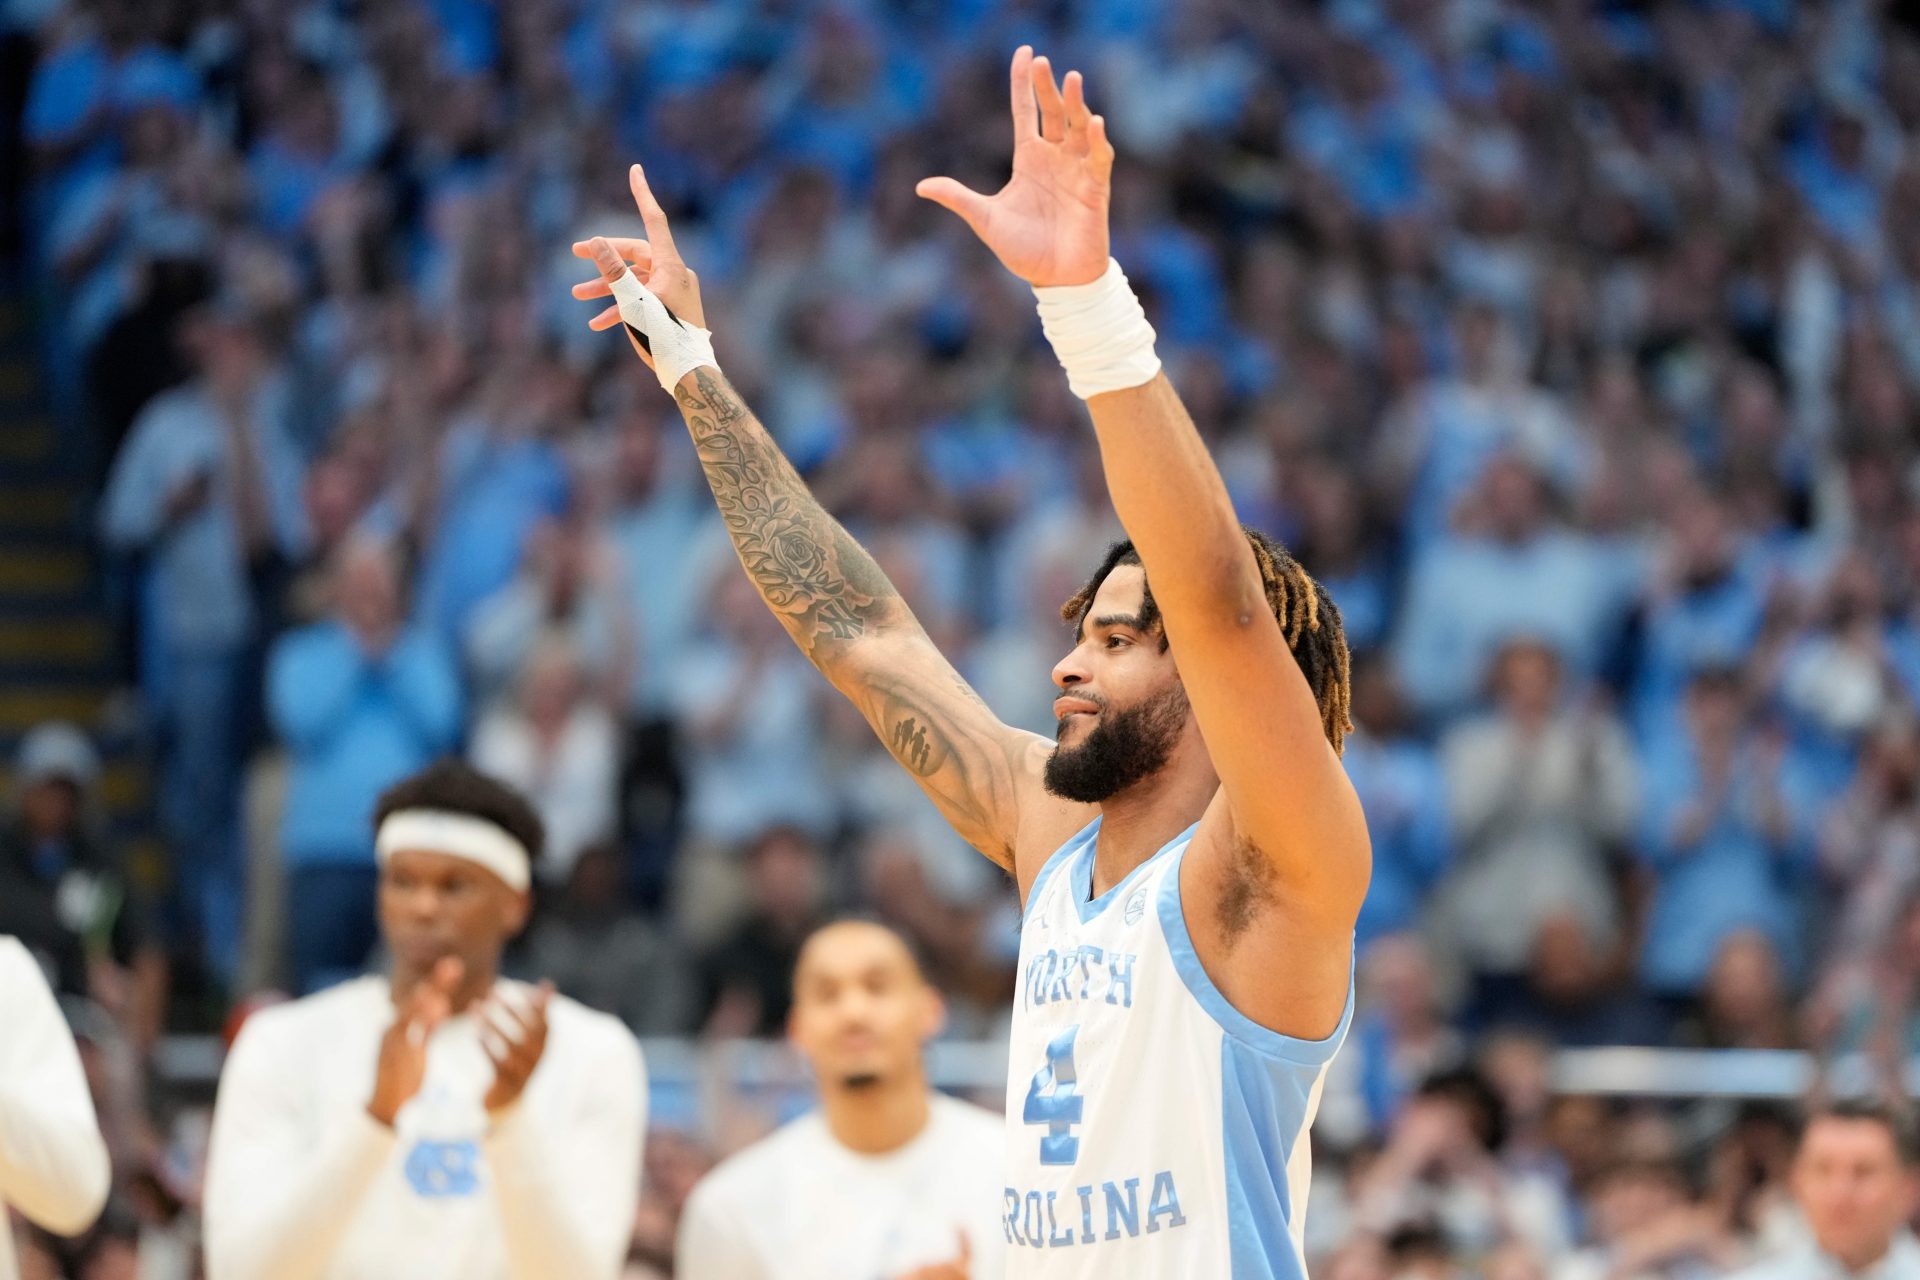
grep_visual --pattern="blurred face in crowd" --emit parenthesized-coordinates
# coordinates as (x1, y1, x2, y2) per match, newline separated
(21, 776, 81, 841)
(1894, 894, 1920, 970)
(1455, 304, 1502, 381)
(1702, 931, 1785, 1039)
(1480, 455, 1547, 543)
(1685, 672, 1745, 747)
(1490, 639, 1561, 725)
(615, 412, 664, 503)
(1363, 933, 1437, 1031)
(334, 537, 403, 649)
(1588, 1162, 1688, 1244)
(747, 827, 822, 929)
(1671, 497, 1737, 587)
(1046, 564, 1194, 803)
(1529, 914, 1605, 1005)
(1349, 655, 1407, 739)
(378, 848, 530, 990)
(789, 923, 941, 1093)
(520, 640, 584, 733)
(1792, 1115, 1920, 1269)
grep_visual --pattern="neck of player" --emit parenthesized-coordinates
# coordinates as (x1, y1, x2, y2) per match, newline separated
(821, 1066, 933, 1156)
(1091, 748, 1219, 897)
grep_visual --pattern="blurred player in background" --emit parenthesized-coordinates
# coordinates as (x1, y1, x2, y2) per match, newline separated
(0, 933, 110, 1280)
(676, 919, 1004, 1279)
(576, 42, 1367, 1279)
(203, 760, 644, 1280)
(1731, 1100, 1920, 1279)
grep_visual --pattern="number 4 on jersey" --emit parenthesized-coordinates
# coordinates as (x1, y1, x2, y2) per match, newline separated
(1022, 1026, 1083, 1165)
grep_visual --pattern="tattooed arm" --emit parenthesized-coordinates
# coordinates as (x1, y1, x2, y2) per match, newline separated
(668, 367, 1048, 868)
(573, 169, 1070, 873)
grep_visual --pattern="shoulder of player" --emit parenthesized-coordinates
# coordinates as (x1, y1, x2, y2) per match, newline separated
(540, 990, 640, 1049)
(0, 934, 34, 983)
(231, 977, 387, 1049)
(691, 1111, 829, 1205)
(929, 1093, 1006, 1151)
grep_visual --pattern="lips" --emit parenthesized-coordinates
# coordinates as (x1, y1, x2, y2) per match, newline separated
(1054, 698, 1100, 718)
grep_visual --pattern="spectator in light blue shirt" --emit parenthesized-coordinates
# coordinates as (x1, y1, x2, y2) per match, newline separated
(98, 306, 308, 987)
(409, 371, 573, 643)
(1637, 667, 1806, 998)
(1632, 491, 1770, 752)
(1395, 453, 1630, 723)
(267, 537, 462, 993)
(1342, 654, 1449, 949)
(598, 405, 710, 716)
(1729, 1100, 1920, 1280)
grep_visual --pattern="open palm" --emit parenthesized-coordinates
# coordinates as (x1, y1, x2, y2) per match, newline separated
(917, 46, 1114, 288)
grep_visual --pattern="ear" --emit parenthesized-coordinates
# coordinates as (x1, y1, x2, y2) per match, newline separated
(920, 985, 948, 1042)
(502, 887, 532, 937)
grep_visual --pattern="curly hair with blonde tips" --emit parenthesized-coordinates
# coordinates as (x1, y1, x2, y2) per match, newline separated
(1058, 530, 1353, 756)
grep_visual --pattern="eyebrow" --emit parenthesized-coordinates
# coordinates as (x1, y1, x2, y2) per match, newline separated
(1075, 612, 1146, 643)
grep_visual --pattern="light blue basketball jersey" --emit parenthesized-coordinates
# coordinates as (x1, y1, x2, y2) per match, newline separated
(1002, 818, 1353, 1278)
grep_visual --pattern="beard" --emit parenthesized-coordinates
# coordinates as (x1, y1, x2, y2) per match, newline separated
(1043, 683, 1190, 803)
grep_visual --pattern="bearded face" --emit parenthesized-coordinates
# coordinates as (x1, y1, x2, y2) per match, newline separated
(1043, 681, 1190, 803)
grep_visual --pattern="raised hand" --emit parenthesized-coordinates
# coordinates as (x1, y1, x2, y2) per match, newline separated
(367, 955, 462, 1127)
(571, 163, 706, 367)
(916, 46, 1114, 288)
(480, 980, 554, 1115)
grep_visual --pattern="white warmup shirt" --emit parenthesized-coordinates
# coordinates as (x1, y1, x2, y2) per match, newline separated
(677, 1093, 1007, 1280)
(0, 936, 111, 1280)
(204, 976, 645, 1280)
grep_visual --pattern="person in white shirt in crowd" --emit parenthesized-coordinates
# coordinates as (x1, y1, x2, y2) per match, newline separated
(203, 760, 645, 1280)
(1731, 1099, 1920, 1280)
(469, 634, 622, 886)
(677, 919, 1005, 1280)
(0, 934, 110, 1280)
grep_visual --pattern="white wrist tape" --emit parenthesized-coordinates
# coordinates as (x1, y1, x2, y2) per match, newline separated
(1034, 258, 1161, 399)
(376, 809, 531, 892)
(607, 268, 719, 392)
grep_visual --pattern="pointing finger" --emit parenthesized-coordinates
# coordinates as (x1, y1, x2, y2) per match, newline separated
(629, 165, 679, 262)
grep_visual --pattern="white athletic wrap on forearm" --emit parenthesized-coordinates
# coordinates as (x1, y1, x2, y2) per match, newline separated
(375, 809, 531, 891)
(607, 267, 718, 392)
(1033, 258, 1162, 400)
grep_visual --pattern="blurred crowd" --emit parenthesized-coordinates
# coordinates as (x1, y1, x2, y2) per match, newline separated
(7, 0, 1920, 1273)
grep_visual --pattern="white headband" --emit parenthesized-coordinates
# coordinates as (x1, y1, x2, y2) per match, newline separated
(375, 809, 531, 892)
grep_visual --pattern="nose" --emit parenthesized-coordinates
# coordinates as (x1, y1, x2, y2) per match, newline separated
(1052, 639, 1092, 690)
(399, 883, 445, 925)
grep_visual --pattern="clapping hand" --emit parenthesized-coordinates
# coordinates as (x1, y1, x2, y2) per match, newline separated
(368, 956, 462, 1127)
(480, 980, 554, 1115)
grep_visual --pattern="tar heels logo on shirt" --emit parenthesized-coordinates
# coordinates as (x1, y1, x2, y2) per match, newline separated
(1123, 887, 1147, 926)
(404, 1139, 481, 1198)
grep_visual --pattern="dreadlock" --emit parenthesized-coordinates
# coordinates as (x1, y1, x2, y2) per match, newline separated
(1059, 529, 1353, 755)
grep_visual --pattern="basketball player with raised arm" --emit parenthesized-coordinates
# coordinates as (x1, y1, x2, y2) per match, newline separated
(573, 45, 1368, 1278)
